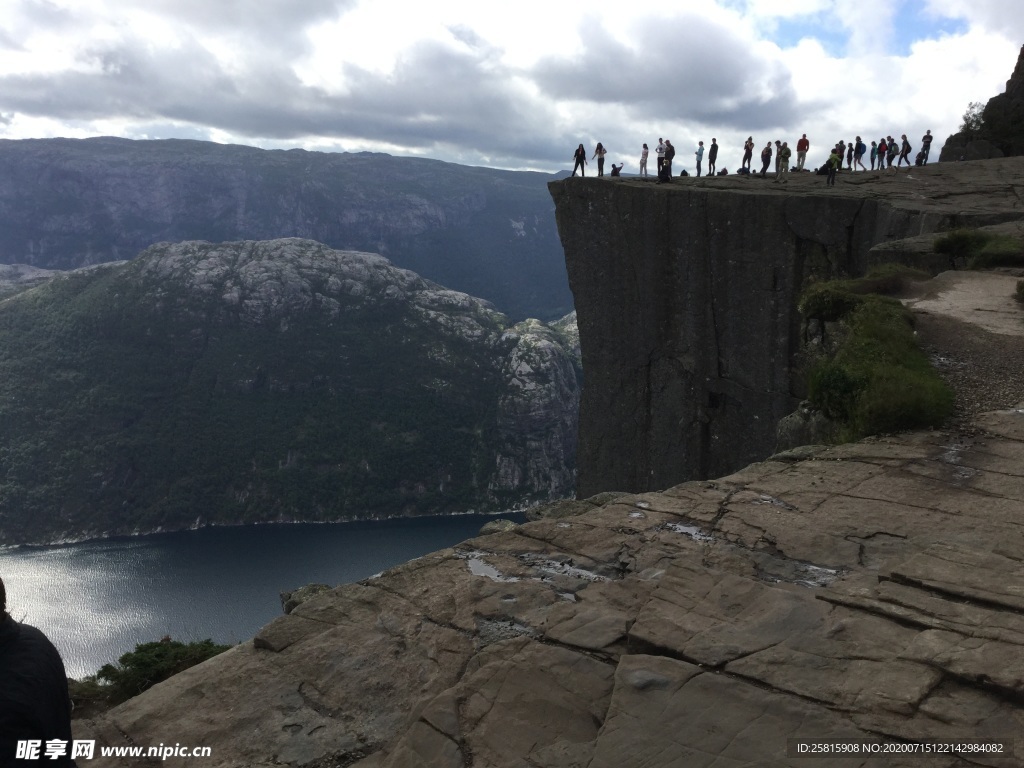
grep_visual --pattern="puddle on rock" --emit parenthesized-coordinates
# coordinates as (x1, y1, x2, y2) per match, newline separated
(461, 551, 521, 582)
(665, 522, 714, 542)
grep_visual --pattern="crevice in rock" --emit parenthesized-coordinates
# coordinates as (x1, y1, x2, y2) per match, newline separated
(883, 573, 1024, 616)
(923, 666, 1024, 707)
(297, 681, 344, 720)
(815, 593, 942, 632)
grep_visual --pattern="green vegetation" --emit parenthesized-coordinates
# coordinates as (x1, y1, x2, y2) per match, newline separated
(933, 229, 1024, 269)
(958, 101, 985, 136)
(798, 263, 930, 323)
(69, 638, 230, 713)
(0, 243, 574, 544)
(800, 267, 954, 442)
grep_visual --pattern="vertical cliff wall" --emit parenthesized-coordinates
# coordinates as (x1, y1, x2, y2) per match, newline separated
(550, 160, 1024, 496)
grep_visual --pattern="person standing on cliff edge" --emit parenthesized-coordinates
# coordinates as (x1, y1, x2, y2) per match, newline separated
(774, 141, 791, 182)
(742, 136, 754, 170)
(592, 142, 607, 177)
(656, 138, 665, 174)
(707, 139, 718, 175)
(572, 143, 587, 176)
(826, 147, 841, 187)
(663, 140, 675, 179)
(695, 141, 704, 177)
(759, 142, 773, 177)
(921, 130, 933, 164)
(640, 143, 649, 178)
(0, 577, 77, 767)
(796, 133, 809, 171)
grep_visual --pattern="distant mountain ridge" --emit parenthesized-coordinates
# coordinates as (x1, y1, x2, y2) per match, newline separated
(0, 137, 571, 321)
(0, 238, 580, 545)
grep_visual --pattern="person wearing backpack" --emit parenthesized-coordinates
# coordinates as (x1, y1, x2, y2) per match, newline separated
(853, 137, 867, 171)
(886, 136, 898, 169)
(876, 138, 887, 171)
(825, 147, 842, 187)
(897, 134, 912, 168)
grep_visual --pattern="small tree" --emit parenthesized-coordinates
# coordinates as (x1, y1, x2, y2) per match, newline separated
(959, 101, 985, 136)
(97, 637, 231, 702)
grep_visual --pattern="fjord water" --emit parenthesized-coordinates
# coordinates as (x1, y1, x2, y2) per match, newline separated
(0, 514, 519, 678)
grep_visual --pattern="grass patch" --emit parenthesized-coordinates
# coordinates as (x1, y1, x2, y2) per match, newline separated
(798, 263, 928, 323)
(934, 229, 1024, 269)
(801, 284, 954, 442)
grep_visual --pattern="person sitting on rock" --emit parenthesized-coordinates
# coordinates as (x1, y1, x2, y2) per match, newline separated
(610, 163, 623, 177)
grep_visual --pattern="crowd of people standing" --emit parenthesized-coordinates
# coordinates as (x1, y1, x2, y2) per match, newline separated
(571, 129, 936, 183)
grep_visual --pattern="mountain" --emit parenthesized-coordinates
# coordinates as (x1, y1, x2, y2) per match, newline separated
(0, 137, 571, 321)
(0, 239, 580, 545)
(940, 44, 1024, 161)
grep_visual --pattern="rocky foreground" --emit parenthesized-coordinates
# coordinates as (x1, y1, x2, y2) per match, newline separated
(79, 400, 1024, 767)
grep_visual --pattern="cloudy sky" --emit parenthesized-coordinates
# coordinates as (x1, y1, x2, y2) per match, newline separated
(0, 0, 1020, 173)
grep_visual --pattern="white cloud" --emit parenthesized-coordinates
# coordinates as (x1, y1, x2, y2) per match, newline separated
(0, 0, 1018, 171)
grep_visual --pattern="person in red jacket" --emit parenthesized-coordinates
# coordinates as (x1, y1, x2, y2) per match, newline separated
(796, 134, 810, 171)
(0, 577, 76, 768)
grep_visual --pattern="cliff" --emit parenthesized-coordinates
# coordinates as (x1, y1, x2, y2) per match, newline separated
(551, 157, 1024, 497)
(0, 239, 580, 544)
(0, 138, 570, 320)
(940, 44, 1024, 161)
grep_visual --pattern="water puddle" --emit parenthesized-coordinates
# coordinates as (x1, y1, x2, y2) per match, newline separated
(665, 522, 714, 542)
(461, 551, 520, 582)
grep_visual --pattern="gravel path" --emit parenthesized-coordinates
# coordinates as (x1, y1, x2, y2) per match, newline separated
(913, 308, 1024, 419)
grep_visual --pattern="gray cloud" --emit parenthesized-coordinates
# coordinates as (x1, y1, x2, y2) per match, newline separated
(133, 0, 354, 55)
(531, 14, 804, 131)
(0, 30, 572, 167)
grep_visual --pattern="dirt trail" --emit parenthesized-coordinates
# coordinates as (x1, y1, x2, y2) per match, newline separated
(904, 270, 1024, 416)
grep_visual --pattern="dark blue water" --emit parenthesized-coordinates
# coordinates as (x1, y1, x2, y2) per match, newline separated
(0, 514, 521, 678)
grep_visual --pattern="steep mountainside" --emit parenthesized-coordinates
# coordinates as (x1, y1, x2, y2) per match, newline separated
(0, 138, 570, 320)
(551, 157, 1024, 497)
(941, 44, 1024, 161)
(0, 239, 580, 545)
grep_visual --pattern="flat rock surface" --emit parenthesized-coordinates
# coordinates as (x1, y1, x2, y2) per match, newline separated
(905, 271, 1024, 337)
(76, 406, 1024, 767)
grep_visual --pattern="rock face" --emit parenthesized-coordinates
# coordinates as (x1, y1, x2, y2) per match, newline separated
(0, 239, 579, 544)
(940, 44, 1024, 161)
(550, 157, 1024, 497)
(0, 138, 570, 320)
(76, 406, 1024, 767)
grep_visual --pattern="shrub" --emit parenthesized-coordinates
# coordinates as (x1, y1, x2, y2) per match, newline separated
(858, 264, 931, 295)
(804, 297, 953, 441)
(97, 637, 231, 703)
(798, 285, 864, 322)
(933, 229, 1024, 269)
(969, 235, 1024, 269)
(933, 229, 989, 261)
(808, 362, 864, 420)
